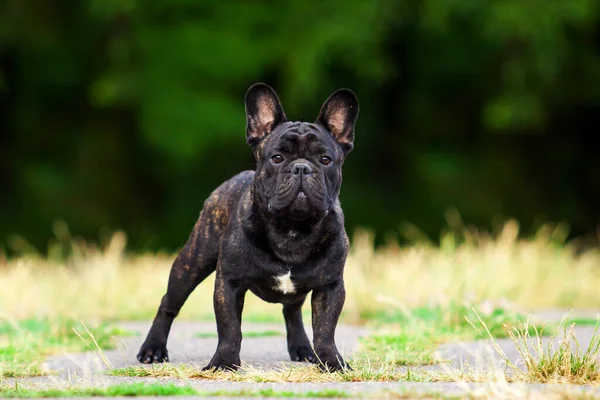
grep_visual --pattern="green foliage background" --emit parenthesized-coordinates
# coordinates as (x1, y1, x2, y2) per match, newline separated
(1, 0, 599, 251)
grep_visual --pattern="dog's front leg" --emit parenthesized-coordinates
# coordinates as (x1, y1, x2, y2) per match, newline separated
(311, 279, 351, 372)
(203, 269, 247, 371)
(283, 297, 316, 363)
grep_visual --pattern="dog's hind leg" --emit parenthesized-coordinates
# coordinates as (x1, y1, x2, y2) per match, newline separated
(137, 219, 218, 364)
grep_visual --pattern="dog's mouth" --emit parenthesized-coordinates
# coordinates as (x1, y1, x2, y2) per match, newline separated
(289, 189, 310, 212)
(267, 188, 311, 217)
(266, 172, 330, 220)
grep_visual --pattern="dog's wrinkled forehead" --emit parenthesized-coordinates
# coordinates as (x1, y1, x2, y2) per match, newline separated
(258, 122, 338, 155)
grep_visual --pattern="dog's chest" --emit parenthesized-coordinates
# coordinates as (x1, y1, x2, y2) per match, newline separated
(268, 230, 321, 266)
(246, 262, 334, 304)
(273, 270, 296, 294)
(269, 265, 325, 294)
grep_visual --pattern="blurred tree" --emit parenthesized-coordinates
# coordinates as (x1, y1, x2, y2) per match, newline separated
(0, 0, 599, 252)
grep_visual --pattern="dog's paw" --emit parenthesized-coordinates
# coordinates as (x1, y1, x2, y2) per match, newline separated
(289, 344, 317, 363)
(315, 352, 352, 373)
(202, 354, 240, 372)
(137, 343, 169, 364)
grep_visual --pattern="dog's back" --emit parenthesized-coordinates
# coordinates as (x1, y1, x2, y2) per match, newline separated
(176, 170, 255, 269)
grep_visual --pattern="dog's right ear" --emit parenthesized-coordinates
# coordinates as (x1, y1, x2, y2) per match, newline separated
(245, 83, 287, 147)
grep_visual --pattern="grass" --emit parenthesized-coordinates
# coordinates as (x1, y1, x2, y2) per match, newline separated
(1, 218, 599, 323)
(109, 361, 420, 383)
(368, 302, 532, 338)
(108, 302, 534, 381)
(567, 317, 600, 327)
(0, 383, 461, 399)
(473, 311, 600, 384)
(0, 318, 133, 377)
(108, 308, 599, 385)
(0, 382, 197, 398)
(359, 301, 544, 366)
(1, 218, 600, 392)
(0, 382, 353, 398)
(4, 382, 589, 400)
(195, 330, 283, 339)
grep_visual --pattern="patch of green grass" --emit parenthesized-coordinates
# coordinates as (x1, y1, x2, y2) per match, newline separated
(0, 382, 350, 398)
(220, 389, 350, 398)
(194, 331, 218, 338)
(359, 302, 546, 366)
(239, 309, 312, 324)
(0, 318, 133, 377)
(195, 330, 283, 339)
(109, 366, 154, 378)
(358, 329, 439, 366)
(366, 302, 534, 338)
(0, 382, 196, 398)
(569, 317, 600, 326)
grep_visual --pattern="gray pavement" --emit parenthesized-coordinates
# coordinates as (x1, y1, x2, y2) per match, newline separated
(4, 312, 600, 399)
(43, 321, 368, 378)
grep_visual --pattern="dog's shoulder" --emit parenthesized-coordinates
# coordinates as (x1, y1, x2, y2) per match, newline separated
(194, 171, 254, 237)
(205, 170, 254, 205)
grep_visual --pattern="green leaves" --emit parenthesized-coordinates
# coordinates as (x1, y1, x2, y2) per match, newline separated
(1, 0, 600, 250)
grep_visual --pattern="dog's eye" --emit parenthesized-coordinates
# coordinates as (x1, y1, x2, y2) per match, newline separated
(319, 156, 332, 166)
(271, 155, 284, 164)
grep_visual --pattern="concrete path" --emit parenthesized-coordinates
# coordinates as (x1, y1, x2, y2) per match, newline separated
(4, 312, 600, 399)
(44, 321, 369, 378)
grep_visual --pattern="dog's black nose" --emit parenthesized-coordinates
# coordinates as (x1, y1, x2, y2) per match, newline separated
(291, 163, 312, 175)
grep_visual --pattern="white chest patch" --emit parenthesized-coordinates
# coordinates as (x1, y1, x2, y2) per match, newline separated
(274, 271, 296, 294)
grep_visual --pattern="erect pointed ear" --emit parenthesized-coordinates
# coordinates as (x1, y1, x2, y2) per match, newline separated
(245, 83, 287, 147)
(316, 88, 359, 153)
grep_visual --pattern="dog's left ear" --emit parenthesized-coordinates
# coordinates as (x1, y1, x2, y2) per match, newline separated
(316, 89, 359, 153)
(245, 83, 287, 148)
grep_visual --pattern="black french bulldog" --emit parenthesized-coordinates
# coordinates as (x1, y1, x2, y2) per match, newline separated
(137, 83, 359, 372)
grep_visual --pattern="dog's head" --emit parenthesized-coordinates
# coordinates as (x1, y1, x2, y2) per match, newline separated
(244, 83, 359, 221)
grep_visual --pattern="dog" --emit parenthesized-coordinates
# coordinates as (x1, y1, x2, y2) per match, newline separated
(137, 83, 359, 372)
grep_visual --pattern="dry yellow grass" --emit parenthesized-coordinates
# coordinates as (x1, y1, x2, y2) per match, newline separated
(109, 362, 410, 383)
(0, 218, 599, 322)
(344, 218, 600, 322)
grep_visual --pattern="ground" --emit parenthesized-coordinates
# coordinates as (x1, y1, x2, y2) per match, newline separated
(3, 311, 600, 399)
(1, 223, 600, 398)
